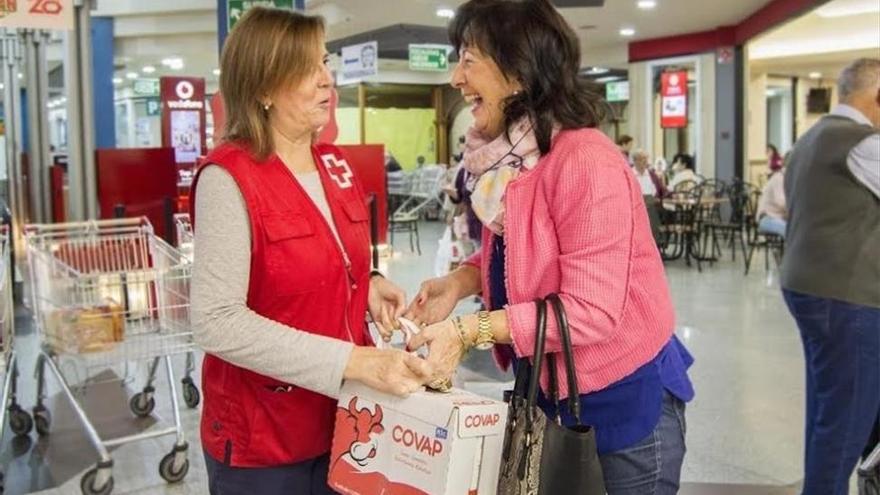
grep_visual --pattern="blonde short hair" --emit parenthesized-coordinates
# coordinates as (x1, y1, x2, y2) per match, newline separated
(220, 7, 325, 160)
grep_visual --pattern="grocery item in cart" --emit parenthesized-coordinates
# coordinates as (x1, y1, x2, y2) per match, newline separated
(45, 299, 126, 353)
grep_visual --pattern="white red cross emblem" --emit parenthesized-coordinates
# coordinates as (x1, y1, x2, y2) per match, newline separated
(321, 154, 353, 189)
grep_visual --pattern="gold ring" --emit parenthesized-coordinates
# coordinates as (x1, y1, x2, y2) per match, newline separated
(427, 378, 452, 393)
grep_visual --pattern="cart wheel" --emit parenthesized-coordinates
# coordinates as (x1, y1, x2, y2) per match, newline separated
(8, 405, 32, 436)
(80, 467, 113, 495)
(33, 405, 51, 436)
(158, 450, 189, 483)
(181, 378, 200, 409)
(129, 392, 155, 418)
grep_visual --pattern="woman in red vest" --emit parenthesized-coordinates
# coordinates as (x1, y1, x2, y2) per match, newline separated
(189, 7, 433, 494)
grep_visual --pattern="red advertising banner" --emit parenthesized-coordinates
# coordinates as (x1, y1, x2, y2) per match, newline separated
(660, 70, 688, 129)
(161, 76, 207, 166)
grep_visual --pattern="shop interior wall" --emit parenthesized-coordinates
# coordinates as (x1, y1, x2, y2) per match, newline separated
(631, 54, 715, 180)
(747, 71, 769, 185)
(335, 107, 437, 170)
(797, 77, 838, 139)
(745, 67, 838, 186)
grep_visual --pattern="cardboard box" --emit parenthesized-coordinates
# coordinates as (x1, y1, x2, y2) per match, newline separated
(329, 381, 508, 495)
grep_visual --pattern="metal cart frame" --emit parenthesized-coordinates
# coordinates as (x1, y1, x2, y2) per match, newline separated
(0, 225, 33, 491)
(25, 218, 192, 495)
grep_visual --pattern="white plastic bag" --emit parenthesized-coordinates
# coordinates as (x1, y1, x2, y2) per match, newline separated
(434, 226, 454, 277)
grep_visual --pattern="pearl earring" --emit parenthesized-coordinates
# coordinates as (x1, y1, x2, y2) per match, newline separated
(263, 102, 271, 111)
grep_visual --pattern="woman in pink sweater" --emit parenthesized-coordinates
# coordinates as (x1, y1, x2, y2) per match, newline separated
(402, 0, 694, 492)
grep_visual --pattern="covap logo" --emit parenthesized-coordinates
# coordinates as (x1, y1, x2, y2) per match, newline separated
(175, 81, 194, 101)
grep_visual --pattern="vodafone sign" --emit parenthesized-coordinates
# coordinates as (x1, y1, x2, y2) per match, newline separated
(0, 0, 74, 30)
(160, 77, 207, 165)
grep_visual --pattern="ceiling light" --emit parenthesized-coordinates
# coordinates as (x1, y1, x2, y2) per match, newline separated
(161, 57, 184, 70)
(436, 7, 455, 19)
(16, 73, 22, 79)
(0, 83, 4, 90)
(816, 0, 879, 18)
(809, 72, 822, 79)
(126, 72, 138, 80)
(586, 67, 610, 75)
(619, 27, 636, 37)
(637, 0, 656, 9)
(595, 76, 622, 83)
(765, 89, 778, 97)
(112, 77, 123, 85)
(142, 65, 156, 74)
(213, 69, 221, 76)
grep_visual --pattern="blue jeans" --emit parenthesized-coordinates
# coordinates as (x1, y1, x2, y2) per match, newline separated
(599, 392, 687, 494)
(783, 289, 880, 495)
(758, 215, 787, 238)
(204, 452, 336, 495)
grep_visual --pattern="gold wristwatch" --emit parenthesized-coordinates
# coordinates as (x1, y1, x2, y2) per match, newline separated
(473, 311, 496, 351)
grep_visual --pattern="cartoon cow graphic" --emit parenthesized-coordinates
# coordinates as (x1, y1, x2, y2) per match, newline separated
(330, 397, 427, 495)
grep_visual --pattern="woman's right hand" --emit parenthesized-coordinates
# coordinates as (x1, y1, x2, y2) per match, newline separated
(403, 276, 461, 327)
(343, 347, 434, 397)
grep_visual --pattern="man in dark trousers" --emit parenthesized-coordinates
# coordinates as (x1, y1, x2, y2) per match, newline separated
(781, 57, 880, 495)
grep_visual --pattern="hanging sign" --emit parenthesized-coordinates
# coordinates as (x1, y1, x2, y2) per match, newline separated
(341, 41, 378, 81)
(661, 70, 688, 129)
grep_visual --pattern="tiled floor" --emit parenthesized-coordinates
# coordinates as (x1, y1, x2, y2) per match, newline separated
(0, 220, 863, 494)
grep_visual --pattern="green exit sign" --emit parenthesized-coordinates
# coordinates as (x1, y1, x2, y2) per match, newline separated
(133, 79, 160, 96)
(228, 0, 294, 31)
(409, 44, 449, 72)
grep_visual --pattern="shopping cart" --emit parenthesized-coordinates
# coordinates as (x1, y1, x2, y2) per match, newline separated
(25, 217, 192, 495)
(0, 225, 33, 491)
(861, 428, 880, 494)
(171, 212, 199, 409)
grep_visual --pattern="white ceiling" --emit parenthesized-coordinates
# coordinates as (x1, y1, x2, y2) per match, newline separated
(80, 0, 779, 90)
(748, 0, 880, 79)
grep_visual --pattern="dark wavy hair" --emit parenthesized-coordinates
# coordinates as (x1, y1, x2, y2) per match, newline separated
(449, 0, 607, 155)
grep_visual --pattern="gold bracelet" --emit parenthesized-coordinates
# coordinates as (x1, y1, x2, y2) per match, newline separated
(452, 316, 472, 355)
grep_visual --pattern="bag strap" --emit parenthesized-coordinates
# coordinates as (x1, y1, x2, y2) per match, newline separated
(545, 294, 582, 425)
(546, 354, 561, 421)
(525, 298, 548, 432)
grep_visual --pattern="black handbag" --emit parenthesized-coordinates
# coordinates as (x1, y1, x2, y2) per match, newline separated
(497, 294, 606, 495)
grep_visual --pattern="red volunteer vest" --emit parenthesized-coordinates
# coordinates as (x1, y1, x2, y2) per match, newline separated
(190, 141, 372, 467)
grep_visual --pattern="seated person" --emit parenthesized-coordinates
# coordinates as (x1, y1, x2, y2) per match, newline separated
(631, 149, 668, 200)
(756, 166, 787, 238)
(384, 151, 402, 172)
(668, 153, 701, 191)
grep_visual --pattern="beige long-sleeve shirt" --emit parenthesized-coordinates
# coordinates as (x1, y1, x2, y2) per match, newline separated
(757, 169, 787, 221)
(191, 165, 354, 399)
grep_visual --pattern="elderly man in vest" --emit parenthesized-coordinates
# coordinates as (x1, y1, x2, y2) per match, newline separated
(781, 57, 880, 495)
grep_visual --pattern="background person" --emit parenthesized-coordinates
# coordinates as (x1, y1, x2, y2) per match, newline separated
(781, 57, 880, 495)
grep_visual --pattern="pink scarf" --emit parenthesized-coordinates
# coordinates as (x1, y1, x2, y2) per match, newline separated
(460, 119, 543, 235)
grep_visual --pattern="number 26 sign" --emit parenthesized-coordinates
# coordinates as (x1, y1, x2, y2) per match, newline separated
(0, 0, 74, 30)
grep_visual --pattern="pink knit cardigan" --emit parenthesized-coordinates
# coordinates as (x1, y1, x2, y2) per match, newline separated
(465, 128, 675, 398)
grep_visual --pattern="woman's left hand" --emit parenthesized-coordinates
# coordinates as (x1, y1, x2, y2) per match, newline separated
(408, 319, 466, 382)
(368, 276, 406, 341)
